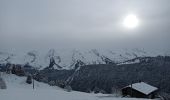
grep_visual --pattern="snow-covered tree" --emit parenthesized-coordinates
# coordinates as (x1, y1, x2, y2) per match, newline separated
(64, 85, 72, 92)
(26, 75, 32, 84)
(48, 80, 55, 86)
(0, 77, 7, 89)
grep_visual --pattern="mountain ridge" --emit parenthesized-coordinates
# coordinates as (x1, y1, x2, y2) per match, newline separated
(0, 48, 168, 70)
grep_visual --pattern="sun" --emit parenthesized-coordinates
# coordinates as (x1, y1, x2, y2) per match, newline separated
(123, 14, 139, 29)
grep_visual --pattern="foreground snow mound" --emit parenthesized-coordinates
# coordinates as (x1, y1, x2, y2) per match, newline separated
(0, 73, 157, 100)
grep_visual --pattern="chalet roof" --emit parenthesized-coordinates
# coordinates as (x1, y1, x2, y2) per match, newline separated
(126, 82, 158, 95)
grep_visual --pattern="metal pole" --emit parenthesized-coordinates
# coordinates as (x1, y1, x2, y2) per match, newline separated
(33, 75, 34, 90)
(131, 82, 133, 97)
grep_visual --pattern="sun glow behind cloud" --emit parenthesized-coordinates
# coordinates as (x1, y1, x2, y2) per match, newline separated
(123, 14, 139, 29)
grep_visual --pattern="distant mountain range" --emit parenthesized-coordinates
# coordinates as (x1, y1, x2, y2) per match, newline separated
(0, 48, 169, 70)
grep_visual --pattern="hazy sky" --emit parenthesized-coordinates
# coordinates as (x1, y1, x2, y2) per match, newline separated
(0, 0, 170, 53)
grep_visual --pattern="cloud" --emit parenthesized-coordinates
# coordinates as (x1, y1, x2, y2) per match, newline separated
(0, 0, 170, 52)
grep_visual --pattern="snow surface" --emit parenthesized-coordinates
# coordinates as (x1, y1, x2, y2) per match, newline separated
(0, 73, 158, 100)
(126, 82, 158, 95)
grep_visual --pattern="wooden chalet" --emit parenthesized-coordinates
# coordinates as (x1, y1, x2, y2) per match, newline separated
(122, 82, 158, 99)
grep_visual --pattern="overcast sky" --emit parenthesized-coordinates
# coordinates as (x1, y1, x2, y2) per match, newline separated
(0, 0, 170, 53)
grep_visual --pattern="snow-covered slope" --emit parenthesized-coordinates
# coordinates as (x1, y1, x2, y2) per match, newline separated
(0, 73, 155, 100)
(0, 48, 166, 70)
(1, 73, 59, 90)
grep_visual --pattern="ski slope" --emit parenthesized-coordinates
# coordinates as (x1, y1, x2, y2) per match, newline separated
(0, 73, 158, 100)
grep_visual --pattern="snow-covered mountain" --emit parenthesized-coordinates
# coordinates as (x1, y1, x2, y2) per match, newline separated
(0, 48, 167, 70)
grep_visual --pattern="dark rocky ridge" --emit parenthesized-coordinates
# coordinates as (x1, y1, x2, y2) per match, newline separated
(70, 56, 170, 93)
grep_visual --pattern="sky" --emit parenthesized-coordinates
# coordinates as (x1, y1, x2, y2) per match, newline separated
(0, 0, 170, 53)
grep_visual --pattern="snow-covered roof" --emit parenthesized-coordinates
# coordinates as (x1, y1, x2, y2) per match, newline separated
(126, 82, 158, 95)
